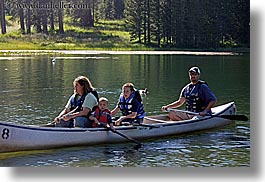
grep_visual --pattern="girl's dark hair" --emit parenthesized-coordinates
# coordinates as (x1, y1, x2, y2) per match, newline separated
(122, 82, 135, 92)
(122, 82, 142, 102)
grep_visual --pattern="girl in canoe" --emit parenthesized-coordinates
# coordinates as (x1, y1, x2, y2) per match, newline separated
(111, 82, 146, 126)
(54, 76, 99, 128)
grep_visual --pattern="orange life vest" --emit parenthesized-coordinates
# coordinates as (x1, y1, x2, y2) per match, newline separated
(91, 108, 111, 127)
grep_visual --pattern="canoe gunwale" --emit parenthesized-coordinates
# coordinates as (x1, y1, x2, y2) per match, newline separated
(0, 102, 235, 132)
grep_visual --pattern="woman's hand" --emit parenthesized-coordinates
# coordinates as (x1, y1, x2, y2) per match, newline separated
(54, 117, 60, 123)
(62, 113, 73, 121)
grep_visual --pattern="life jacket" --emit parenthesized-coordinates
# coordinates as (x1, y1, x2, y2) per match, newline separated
(70, 89, 99, 112)
(91, 108, 111, 127)
(118, 90, 146, 118)
(91, 90, 99, 102)
(184, 80, 207, 112)
(70, 94, 86, 112)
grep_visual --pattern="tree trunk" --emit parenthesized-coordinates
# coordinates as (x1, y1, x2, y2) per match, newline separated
(42, 11, 48, 34)
(26, 0, 31, 34)
(155, 0, 160, 47)
(58, 8, 64, 34)
(0, 0, 7, 34)
(35, 15, 42, 33)
(19, 10, 25, 33)
(17, 0, 25, 33)
(87, 8, 94, 27)
(147, 0, 151, 45)
(50, 11, 54, 31)
(143, 6, 146, 44)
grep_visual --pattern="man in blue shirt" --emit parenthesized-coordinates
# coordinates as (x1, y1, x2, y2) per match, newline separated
(162, 66, 217, 121)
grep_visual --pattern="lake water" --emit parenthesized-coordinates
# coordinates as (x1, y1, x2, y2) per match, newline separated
(0, 52, 250, 167)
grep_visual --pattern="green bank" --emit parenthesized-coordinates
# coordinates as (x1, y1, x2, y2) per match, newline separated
(0, 19, 150, 51)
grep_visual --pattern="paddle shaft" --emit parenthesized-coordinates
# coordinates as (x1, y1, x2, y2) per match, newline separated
(166, 108, 248, 121)
(112, 129, 142, 146)
(99, 123, 142, 146)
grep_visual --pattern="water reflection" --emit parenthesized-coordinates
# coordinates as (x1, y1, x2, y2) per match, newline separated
(0, 128, 250, 167)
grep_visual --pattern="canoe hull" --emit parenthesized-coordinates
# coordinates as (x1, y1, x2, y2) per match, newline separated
(0, 102, 236, 153)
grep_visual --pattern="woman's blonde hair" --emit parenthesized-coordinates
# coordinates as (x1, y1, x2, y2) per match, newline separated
(74, 76, 94, 95)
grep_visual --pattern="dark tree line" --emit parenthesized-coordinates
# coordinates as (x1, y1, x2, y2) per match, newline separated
(0, 0, 124, 34)
(0, 0, 249, 48)
(125, 0, 250, 48)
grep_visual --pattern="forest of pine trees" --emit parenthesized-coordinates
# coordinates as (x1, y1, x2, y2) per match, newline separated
(0, 0, 250, 49)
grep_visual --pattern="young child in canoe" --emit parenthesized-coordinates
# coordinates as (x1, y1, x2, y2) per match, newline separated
(89, 97, 115, 129)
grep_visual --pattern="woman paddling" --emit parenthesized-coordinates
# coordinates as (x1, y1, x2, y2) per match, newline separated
(54, 76, 99, 128)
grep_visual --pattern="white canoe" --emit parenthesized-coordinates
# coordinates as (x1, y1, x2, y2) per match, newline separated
(0, 102, 238, 153)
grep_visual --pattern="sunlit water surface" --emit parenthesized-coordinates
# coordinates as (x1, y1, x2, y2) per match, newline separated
(0, 53, 250, 167)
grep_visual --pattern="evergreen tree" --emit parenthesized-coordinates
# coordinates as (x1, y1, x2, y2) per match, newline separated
(0, 0, 249, 48)
(125, 0, 249, 48)
(124, 0, 144, 42)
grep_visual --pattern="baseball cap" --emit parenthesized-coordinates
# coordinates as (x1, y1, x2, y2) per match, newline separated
(189, 66, 200, 75)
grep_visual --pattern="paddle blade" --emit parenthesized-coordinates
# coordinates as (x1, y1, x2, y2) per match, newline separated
(221, 115, 249, 121)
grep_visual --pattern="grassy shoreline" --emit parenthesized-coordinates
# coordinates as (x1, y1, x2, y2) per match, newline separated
(0, 19, 249, 55)
(0, 49, 249, 56)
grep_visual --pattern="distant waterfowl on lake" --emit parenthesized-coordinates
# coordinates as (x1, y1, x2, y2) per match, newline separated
(52, 58, 56, 63)
(139, 88, 148, 95)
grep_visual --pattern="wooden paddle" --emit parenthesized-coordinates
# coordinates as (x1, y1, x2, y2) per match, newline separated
(99, 123, 142, 149)
(166, 108, 248, 121)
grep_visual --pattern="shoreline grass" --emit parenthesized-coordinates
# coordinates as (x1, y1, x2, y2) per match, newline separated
(0, 19, 249, 55)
